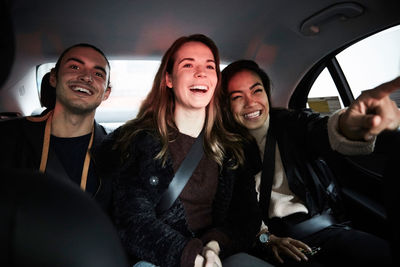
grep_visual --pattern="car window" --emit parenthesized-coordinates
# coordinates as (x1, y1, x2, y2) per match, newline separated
(307, 68, 343, 116)
(307, 24, 400, 114)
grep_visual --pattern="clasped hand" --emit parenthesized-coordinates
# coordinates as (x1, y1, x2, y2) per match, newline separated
(194, 240, 222, 267)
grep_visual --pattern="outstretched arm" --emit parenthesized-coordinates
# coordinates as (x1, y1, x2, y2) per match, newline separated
(339, 76, 400, 141)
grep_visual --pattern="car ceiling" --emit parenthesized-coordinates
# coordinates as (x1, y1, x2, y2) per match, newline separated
(2, 0, 400, 115)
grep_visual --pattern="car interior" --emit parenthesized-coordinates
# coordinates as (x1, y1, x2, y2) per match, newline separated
(1, 0, 400, 264)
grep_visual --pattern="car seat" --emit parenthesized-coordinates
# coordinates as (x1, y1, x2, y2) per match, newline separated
(0, 168, 129, 267)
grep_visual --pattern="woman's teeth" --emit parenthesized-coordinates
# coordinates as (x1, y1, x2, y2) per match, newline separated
(244, 110, 260, 119)
(190, 85, 208, 92)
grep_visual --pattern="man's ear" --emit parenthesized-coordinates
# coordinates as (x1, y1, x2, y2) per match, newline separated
(49, 68, 57, 87)
(165, 72, 173, 88)
(102, 86, 112, 101)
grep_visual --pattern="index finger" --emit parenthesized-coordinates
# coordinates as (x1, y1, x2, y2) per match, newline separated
(367, 76, 400, 99)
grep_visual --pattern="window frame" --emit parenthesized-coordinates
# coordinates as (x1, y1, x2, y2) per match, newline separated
(289, 24, 400, 110)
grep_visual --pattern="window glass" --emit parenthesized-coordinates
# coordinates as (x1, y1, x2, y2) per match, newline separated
(337, 25, 400, 100)
(307, 68, 343, 115)
(308, 24, 400, 112)
(95, 60, 161, 129)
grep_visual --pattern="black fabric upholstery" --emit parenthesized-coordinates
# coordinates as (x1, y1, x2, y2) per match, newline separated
(0, 168, 129, 267)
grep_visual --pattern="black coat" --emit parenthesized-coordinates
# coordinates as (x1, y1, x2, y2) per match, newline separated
(0, 112, 112, 214)
(262, 108, 342, 224)
(95, 129, 262, 267)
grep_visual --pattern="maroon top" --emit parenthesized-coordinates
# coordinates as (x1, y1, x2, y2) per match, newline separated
(169, 131, 225, 267)
(169, 131, 219, 231)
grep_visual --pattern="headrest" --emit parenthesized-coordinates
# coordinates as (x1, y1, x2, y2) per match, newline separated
(40, 72, 56, 109)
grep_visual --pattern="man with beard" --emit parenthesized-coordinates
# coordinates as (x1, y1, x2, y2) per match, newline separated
(0, 43, 112, 214)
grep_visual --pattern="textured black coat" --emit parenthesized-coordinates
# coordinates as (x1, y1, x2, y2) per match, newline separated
(95, 129, 262, 267)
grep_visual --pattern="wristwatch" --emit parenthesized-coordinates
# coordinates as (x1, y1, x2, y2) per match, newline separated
(257, 229, 271, 246)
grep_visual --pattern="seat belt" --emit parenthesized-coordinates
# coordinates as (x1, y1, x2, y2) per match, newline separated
(259, 127, 276, 224)
(156, 130, 204, 214)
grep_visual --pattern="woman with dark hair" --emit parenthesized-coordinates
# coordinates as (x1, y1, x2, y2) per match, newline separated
(95, 35, 272, 267)
(221, 59, 397, 266)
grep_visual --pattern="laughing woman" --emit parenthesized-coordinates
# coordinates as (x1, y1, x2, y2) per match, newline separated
(94, 34, 273, 267)
(220, 59, 396, 266)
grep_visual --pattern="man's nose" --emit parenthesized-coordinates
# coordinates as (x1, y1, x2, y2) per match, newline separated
(79, 70, 93, 83)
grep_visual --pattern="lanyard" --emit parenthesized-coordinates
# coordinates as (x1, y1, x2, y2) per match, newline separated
(35, 111, 94, 191)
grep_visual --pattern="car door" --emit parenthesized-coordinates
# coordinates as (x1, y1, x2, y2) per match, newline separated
(289, 24, 400, 240)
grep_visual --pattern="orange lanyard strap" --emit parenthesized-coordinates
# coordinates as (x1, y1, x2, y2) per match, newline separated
(80, 129, 94, 191)
(38, 110, 94, 191)
(39, 111, 53, 172)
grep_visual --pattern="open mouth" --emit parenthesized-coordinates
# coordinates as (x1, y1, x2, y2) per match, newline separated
(70, 85, 94, 96)
(189, 85, 208, 93)
(244, 110, 261, 119)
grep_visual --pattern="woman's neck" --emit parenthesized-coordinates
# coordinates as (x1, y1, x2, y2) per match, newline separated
(174, 107, 205, 138)
(249, 115, 270, 146)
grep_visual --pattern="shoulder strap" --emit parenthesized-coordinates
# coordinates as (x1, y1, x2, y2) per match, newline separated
(156, 131, 204, 214)
(259, 127, 276, 224)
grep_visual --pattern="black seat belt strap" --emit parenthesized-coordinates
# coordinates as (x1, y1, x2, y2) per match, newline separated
(259, 127, 276, 224)
(156, 130, 204, 213)
(260, 125, 276, 223)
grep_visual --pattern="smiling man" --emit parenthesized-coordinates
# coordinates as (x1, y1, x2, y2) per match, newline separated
(0, 43, 112, 215)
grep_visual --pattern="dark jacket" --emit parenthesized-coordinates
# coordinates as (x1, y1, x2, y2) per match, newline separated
(263, 108, 343, 224)
(94, 129, 262, 267)
(0, 111, 112, 214)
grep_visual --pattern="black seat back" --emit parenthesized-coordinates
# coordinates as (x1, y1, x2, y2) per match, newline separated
(0, 168, 129, 267)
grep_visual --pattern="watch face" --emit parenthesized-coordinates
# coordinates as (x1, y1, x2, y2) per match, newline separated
(259, 233, 269, 243)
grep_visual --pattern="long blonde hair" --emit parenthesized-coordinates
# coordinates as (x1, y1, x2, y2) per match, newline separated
(115, 34, 245, 167)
